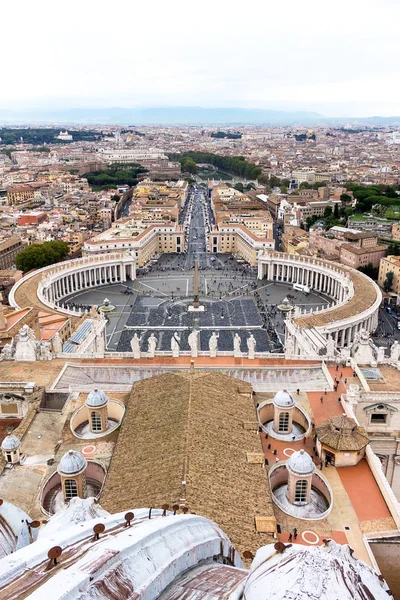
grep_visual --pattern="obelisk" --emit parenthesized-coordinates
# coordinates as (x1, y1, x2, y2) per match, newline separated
(193, 259, 199, 309)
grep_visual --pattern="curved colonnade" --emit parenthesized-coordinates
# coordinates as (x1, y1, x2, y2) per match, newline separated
(258, 251, 382, 348)
(9, 252, 136, 316)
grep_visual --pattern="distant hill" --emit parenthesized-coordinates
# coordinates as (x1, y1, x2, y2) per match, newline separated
(0, 106, 399, 126)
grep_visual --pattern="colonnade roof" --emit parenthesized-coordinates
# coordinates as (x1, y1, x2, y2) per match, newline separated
(294, 268, 377, 329)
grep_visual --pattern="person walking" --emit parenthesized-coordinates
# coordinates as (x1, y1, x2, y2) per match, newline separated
(320, 396, 324, 403)
(288, 533, 293, 542)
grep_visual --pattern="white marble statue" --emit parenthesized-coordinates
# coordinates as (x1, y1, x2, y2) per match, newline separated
(209, 331, 219, 358)
(40, 341, 52, 361)
(247, 333, 256, 359)
(390, 340, 400, 363)
(285, 334, 295, 357)
(147, 333, 157, 357)
(188, 330, 199, 358)
(15, 324, 37, 362)
(2, 340, 14, 360)
(326, 335, 336, 358)
(351, 329, 376, 366)
(377, 345, 386, 363)
(96, 332, 105, 355)
(52, 332, 63, 355)
(233, 333, 242, 358)
(171, 332, 181, 358)
(130, 333, 141, 358)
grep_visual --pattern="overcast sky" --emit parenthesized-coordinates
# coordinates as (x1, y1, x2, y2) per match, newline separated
(3, 0, 400, 117)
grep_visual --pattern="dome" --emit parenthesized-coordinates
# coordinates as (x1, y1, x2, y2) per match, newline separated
(58, 450, 87, 476)
(86, 388, 109, 408)
(1, 434, 20, 451)
(287, 449, 315, 476)
(273, 389, 295, 408)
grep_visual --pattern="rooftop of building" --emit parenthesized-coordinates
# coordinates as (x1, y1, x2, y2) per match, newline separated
(101, 371, 275, 555)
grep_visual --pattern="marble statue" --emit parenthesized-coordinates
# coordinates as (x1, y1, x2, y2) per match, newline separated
(40, 341, 52, 361)
(285, 334, 294, 356)
(377, 346, 386, 363)
(52, 332, 63, 355)
(96, 332, 105, 355)
(130, 333, 141, 358)
(233, 333, 242, 358)
(351, 329, 376, 366)
(2, 340, 14, 360)
(171, 332, 181, 358)
(147, 333, 157, 357)
(247, 333, 256, 359)
(326, 335, 336, 358)
(188, 330, 199, 358)
(15, 324, 37, 362)
(390, 340, 400, 362)
(209, 331, 219, 357)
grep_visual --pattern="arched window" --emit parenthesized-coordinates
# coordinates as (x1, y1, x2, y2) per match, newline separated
(64, 479, 78, 500)
(295, 479, 308, 504)
(278, 412, 289, 432)
(91, 411, 102, 432)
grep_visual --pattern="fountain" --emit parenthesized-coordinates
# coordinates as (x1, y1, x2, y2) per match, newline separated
(98, 298, 115, 313)
(278, 297, 294, 313)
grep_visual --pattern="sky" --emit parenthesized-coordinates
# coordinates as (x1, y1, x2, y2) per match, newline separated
(2, 0, 400, 117)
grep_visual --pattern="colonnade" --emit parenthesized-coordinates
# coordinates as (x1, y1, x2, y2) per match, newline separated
(37, 253, 137, 314)
(258, 252, 381, 349)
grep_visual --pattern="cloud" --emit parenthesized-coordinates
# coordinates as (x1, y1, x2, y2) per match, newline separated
(2, 0, 400, 117)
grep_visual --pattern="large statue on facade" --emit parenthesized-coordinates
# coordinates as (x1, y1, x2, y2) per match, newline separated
(39, 341, 52, 361)
(209, 331, 219, 357)
(52, 332, 63, 355)
(15, 324, 37, 362)
(390, 340, 400, 363)
(247, 333, 256, 359)
(233, 333, 242, 358)
(171, 332, 181, 358)
(188, 330, 199, 358)
(351, 329, 376, 366)
(326, 335, 336, 358)
(147, 333, 157, 357)
(130, 333, 141, 358)
(2, 340, 14, 360)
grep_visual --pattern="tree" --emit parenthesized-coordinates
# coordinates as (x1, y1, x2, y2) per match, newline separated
(324, 206, 333, 218)
(299, 182, 310, 190)
(383, 271, 394, 293)
(340, 193, 352, 204)
(358, 263, 379, 280)
(334, 203, 339, 218)
(16, 241, 69, 273)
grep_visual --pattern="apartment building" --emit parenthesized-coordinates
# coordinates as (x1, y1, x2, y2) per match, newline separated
(378, 255, 400, 294)
(0, 237, 27, 269)
(7, 185, 35, 206)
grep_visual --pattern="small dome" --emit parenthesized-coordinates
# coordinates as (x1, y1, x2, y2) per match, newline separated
(86, 388, 109, 408)
(287, 449, 315, 476)
(58, 450, 87, 476)
(273, 389, 295, 408)
(1, 434, 20, 451)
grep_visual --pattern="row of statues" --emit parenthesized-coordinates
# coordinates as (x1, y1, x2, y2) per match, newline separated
(2, 324, 55, 362)
(130, 331, 257, 359)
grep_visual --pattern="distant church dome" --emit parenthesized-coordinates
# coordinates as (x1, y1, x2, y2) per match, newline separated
(287, 449, 315, 476)
(58, 450, 87, 476)
(273, 389, 295, 408)
(1, 434, 20, 451)
(86, 388, 109, 408)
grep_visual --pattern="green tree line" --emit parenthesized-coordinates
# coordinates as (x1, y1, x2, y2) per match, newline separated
(0, 128, 101, 145)
(83, 164, 148, 190)
(16, 241, 69, 273)
(170, 151, 262, 180)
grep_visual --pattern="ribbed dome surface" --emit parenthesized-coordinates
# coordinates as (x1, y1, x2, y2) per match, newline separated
(287, 449, 315, 476)
(1, 434, 20, 451)
(58, 450, 87, 475)
(86, 388, 109, 408)
(273, 389, 295, 408)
